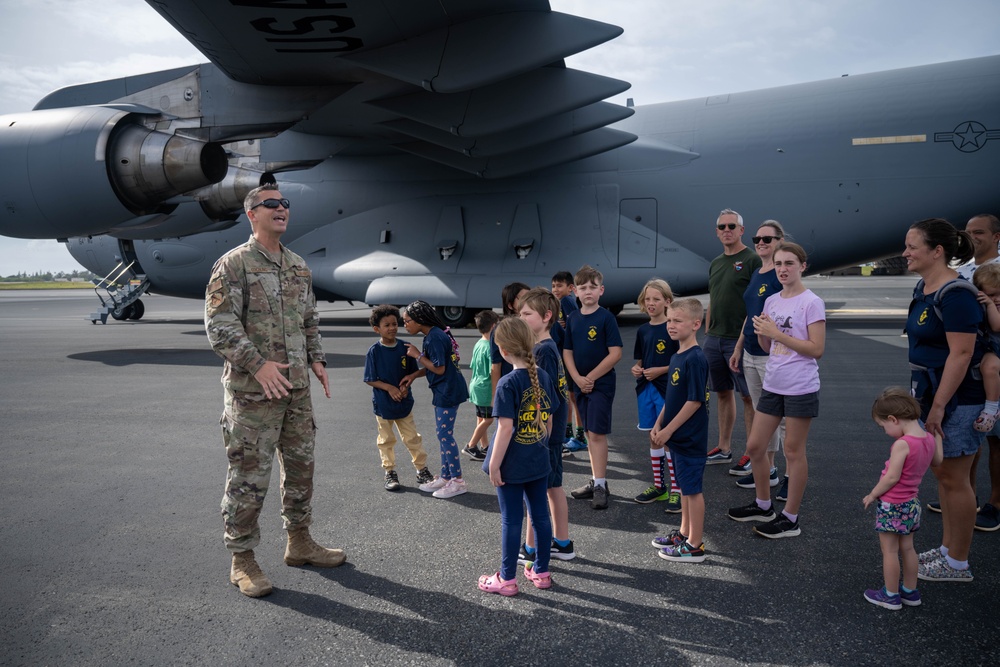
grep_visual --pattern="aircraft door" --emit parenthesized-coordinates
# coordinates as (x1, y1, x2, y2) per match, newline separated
(618, 198, 657, 268)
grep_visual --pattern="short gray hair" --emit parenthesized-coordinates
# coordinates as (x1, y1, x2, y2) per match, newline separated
(717, 208, 743, 227)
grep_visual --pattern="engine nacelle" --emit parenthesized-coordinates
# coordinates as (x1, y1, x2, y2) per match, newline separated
(0, 106, 228, 239)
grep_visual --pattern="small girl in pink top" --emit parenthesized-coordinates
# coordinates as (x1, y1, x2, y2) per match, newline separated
(863, 388, 943, 610)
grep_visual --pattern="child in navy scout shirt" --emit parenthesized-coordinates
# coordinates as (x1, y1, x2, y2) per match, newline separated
(564, 265, 623, 510)
(650, 298, 710, 563)
(363, 305, 434, 491)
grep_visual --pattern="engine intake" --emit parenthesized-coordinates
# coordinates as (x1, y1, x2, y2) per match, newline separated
(0, 106, 228, 239)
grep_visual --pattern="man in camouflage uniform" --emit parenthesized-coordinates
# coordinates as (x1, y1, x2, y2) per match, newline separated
(206, 184, 346, 598)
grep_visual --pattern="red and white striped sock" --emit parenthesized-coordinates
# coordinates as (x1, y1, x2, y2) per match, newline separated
(650, 448, 665, 489)
(665, 450, 679, 493)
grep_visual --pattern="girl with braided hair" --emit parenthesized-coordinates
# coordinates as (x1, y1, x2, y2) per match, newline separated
(478, 317, 558, 596)
(402, 300, 469, 499)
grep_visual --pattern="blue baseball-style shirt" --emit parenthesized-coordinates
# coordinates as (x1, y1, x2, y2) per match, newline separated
(633, 321, 679, 396)
(564, 307, 623, 393)
(482, 368, 556, 483)
(423, 326, 469, 407)
(660, 346, 710, 457)
(364, 339, 417, 420)
(741, 268, 783, 356)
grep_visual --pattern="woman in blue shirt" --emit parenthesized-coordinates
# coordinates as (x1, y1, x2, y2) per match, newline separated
(904, 218, 981, 582)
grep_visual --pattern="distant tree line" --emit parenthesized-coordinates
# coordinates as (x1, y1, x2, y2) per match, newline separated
(0, 270, 97, 283)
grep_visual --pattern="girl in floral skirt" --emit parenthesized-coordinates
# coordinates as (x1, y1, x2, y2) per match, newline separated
(862, 388, 943, 610)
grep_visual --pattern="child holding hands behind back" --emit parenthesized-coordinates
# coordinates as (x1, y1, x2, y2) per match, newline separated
(863, 387, 943, 610)
(479, 317, 558, 596)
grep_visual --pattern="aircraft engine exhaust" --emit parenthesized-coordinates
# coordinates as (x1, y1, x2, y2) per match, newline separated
(0, 106, 227, 239)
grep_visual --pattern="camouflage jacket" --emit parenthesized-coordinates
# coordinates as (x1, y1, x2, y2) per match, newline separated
(205, 235, 325, 392)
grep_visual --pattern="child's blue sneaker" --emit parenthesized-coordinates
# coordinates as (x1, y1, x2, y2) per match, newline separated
(864, 587, 902, 610)
(899, 587, 922, 607)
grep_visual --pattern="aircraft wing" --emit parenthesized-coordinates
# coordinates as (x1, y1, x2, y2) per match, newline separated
(144, 0, 637, 178)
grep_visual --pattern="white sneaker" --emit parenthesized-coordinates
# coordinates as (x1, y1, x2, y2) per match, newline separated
(432, 478, 467, 499)
(419, 476, 448, 493)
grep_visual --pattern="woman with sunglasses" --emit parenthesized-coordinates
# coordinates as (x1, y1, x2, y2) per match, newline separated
(728, 221, 788, 496)
(903, 219, 981, 581)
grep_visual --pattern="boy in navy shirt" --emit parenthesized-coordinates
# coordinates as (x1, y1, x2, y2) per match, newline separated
(650, 298, 710, 562)
(553, 270, 586, 451)
(563, 265, 623, 509)
(363, 305, 434, 491)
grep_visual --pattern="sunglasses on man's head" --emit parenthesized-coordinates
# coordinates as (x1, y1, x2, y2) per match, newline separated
(717, 223, 738, 230)
(250, 198, 291, 210)
(752, 236, 780, 244)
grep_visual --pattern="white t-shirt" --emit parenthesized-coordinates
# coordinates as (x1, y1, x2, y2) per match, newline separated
(761, 289, 826, 396)
(957, 255, 1000, 281)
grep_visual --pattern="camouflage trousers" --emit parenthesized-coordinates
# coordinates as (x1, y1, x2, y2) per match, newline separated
(220, 386, 316, 552)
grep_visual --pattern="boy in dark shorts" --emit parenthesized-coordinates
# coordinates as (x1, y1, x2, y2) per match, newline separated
(563, 265, 623, 509)
(650, 299, 710, 562)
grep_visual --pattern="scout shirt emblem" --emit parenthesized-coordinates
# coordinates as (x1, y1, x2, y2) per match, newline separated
(587, 325, 598, 341)
(670, 367, 681, 385)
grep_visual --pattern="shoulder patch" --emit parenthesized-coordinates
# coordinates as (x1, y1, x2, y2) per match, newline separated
(207, 278, 223, 294)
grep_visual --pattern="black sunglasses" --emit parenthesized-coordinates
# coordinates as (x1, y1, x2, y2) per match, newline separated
(250, 198, 290, 210)
(752, 235, 780, 244)
(717, 223, 738, 230)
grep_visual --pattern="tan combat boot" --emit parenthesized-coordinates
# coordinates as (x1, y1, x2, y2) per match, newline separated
(284, 527, 347, 567)
(230, 550, 272, 597)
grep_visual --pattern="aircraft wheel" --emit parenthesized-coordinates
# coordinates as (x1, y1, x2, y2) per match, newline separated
(110, 304, 134, 321)
(129, 299, 145, 320)
(435, 305, 474, 329)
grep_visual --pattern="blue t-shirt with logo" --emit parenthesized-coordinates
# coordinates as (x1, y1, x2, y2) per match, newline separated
(364, 339, 417, 420)
(423, 326, 469, 408)
(564, 307, 623, 393)
(633, 321, 679, 396)
(907, 280, 985, 405)
(534, 338, 567, 448)
(741, 268, 783, 357)
(558, 295, 579, 328)
(660, 346, 710, 457)
(482, 368, 557, 483)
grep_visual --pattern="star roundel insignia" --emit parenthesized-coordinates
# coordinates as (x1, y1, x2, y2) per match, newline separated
(934, 121, 1000, 153)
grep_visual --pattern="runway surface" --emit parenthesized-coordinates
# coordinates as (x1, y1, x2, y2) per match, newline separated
(0, 276, 995, 666)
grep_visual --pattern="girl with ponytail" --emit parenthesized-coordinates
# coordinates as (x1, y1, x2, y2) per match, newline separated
(477, 317, 558, 596)
(402, 300, 469, 499)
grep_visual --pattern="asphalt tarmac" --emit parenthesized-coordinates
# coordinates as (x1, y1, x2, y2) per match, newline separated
(0, 277, 996, 666)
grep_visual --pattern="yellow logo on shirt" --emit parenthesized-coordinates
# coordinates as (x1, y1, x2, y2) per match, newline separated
(587, 325, 598, 341)
(655, 339, 667, 354)
(670, 368, 681, 386)
(758, 284, 767, 296)
(918, 307, 929, 325)
(514, 388, 552, 445)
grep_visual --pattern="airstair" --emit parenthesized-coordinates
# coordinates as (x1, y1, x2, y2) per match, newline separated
(88, 261, 150, 324)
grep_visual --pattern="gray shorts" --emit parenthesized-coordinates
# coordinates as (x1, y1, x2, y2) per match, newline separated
(757, 389, 819, 419)
(703, 335, 749, 395)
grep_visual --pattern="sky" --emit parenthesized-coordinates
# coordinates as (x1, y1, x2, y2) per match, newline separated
(1, 0, 998, 274)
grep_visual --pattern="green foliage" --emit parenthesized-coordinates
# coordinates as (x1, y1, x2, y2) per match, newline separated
(0, 269, 97, 283)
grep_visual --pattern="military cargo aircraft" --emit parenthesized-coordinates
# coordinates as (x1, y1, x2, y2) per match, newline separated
(1, 0, 997, 324)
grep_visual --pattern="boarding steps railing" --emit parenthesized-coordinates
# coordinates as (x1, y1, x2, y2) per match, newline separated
(88, 261, 149, 324)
